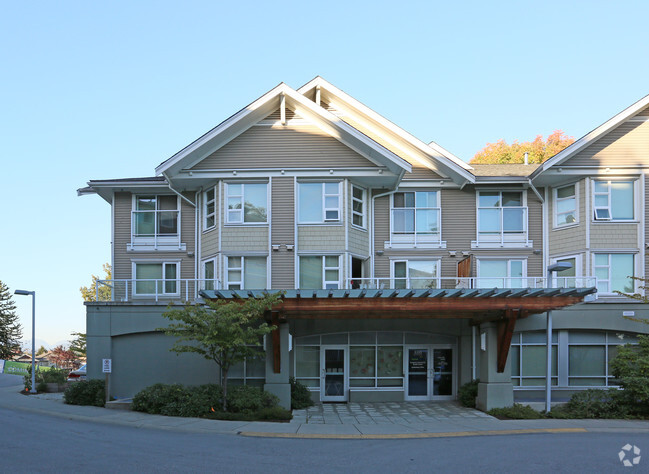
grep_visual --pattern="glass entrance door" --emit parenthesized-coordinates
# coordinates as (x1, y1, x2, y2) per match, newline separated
(321, 346, 347, 402)
(432, 348, 453, 397)
(406, 348, 430, 400)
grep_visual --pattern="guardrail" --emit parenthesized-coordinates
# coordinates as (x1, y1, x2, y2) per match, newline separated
(95, 279, 221, 302)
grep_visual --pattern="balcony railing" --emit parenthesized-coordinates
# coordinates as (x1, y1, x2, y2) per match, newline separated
(94, 277, 597, 302)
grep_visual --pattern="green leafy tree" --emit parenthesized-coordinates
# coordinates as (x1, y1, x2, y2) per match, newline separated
(471, 130, 574, 164)
(159, 292, 281, 411)
(614, 276, 649, 323)
(610, 335, 649, 416)
(80, 263, 112, 302)
(69, 332, 87, 357)
(36, 345, 47, 356)
(0, 281, 23, 360)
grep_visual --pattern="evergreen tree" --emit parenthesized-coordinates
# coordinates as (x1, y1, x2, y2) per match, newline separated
(0, 281, 23, 360)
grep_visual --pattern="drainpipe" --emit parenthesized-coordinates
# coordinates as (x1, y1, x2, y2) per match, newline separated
(524, 152, 529, 166)
(163, 172, 196, 207)
(471, 326, 476, 380)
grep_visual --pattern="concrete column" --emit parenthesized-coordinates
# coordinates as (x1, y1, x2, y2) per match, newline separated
(264, 323, 291, 409)
(475, 322, 514, 411)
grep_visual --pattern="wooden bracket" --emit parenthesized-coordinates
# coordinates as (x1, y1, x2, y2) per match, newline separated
(496, 309, 518, 373)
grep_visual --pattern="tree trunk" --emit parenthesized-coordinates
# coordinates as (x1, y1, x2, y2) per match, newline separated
(222, 368, 228, 412)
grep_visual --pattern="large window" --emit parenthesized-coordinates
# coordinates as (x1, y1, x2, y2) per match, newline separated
(204, 187, 216, 229)
(298, 182, 341, 223)
(554, 184, 577, 227)
(477, 259, 525, 288)
(593, 253, 634, 294)
(568, 331, 637, 387)
(510, 332, 558, 387)
(229, 347, 266, 388)
(299, 256, 340, 289)
(226, 183, 267, 224)
(202, 259, 216, 291)
(391, 191, 440, 243)
(552, 256, 579, 288)
(392, 260, 440, 289)
(133, 195, 179, 237)
(477, 191, 526, 243)
(352, 185, 366, 228)
(134, 262, 178, 296)
(226, 256, 267, 289)
(593, 180, 634, 221)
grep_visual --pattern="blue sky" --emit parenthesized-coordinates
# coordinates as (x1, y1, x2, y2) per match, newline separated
(2, 1, 649, 347)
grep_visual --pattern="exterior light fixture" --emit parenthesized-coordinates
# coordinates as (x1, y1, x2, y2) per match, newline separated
(14, 289, 36, 394)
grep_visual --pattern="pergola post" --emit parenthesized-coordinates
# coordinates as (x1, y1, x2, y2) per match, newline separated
(476, 321, 514, 411)
(264, 319, 291, 409)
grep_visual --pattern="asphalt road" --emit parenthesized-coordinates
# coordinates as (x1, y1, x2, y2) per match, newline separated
(0, 399, 646, 473)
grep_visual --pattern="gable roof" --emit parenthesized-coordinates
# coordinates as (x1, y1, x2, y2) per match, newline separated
(155, 82, 414, 185)
(297, 77, 475, 185)
(532, 93, 649, 181)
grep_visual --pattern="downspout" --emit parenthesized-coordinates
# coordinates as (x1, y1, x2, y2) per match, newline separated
(163, 172, 196, 207)
(527, 178, 544, 204)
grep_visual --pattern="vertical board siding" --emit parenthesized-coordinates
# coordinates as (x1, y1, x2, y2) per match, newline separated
(190, 125, 377, 170)
(271, 177, 295, 288)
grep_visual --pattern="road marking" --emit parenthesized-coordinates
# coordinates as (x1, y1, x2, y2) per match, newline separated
(238, 428, 588, 439)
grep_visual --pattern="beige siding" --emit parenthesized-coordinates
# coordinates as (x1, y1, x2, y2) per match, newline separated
(271, 177, 295, 288)
(548, 180, 587, 256)
(201, 227, 218, 259)
(440, 188, 477, 279)
(191, 125, 378, 170)
(563, 120, 649, 167)
(347, 181, 369, 256)
(590, 223, 638, 249)
(527, 189, 543, 275)
(373, 194, 391, 277)
(221, 226, 269, 252)
(403, 164, 443, 180)
(298, 226, 345, 251)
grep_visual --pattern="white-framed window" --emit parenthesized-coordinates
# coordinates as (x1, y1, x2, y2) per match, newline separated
(390, 191, 441, 247)
(133, 261, 179, 296)
(476, 258, 526, 288)
(226, 183, 268, 224)
(132, 195, 179, 237)
(299, 256, 341, 289)
(392, 259, 440, 289)
(593, 253, 634, 294)
(510, 331, 558, 387)
(550, 255, 582, 288)
(554, 183, 578, 227)
(477, 191, 527, 243)
(593, 180, 634, 221)
(229, 346, 266, 388)
(225, 256, 267, 289)
(298, 182, 341, 223)
(203, 187, 216, 230)
(351, 185, 366, 228)
(202, 258, 217, 291)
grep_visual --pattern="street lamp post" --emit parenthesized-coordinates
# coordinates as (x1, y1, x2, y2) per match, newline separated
(14, 290, 36, 394)
(545, 262, 572, 413)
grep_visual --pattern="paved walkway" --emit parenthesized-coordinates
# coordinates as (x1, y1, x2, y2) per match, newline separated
(2, 375, 649, 439)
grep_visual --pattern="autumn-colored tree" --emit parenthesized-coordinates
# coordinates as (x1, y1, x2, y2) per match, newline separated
(80, 263, 112, 302)
(470, 130, 574, 164)
(49, 345, 79, 370)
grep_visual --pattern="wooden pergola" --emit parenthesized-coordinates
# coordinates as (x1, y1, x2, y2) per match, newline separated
(201, 287, 597, 375)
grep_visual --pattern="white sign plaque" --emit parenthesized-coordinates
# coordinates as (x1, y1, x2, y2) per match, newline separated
(623, 311, 635, 317)
(102, 359, 112, 373)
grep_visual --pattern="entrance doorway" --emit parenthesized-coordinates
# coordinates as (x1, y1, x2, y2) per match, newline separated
(405, 345, 455, 400)
(320, 346, 347, 402)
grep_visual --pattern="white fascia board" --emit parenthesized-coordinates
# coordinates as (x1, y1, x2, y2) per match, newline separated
(533, 93, 649, 180)
(297, 77, 475, 183)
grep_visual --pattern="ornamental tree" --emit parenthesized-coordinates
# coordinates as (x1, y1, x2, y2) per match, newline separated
(69, 332, 87, 358)
(470, 130, 574, 164)
(160, 292, 281, 411)
(80, 263, 112, 302)
(0, 281, 23, 360)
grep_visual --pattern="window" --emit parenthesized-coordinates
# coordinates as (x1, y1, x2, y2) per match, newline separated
(299, 256, 340, 289)
(593, 253, 634, 294)
(510, 332, 558, 387)
(204, 187, 216, 229)
(226, 256, 267, 289)
(477, 259, 525, 288)
(298, 182, 341, 223)
(593, 180, 634, 221)
(202, 259, 216, 291)
(133, 195, 179, 237)
(392, 260, 440, 289)
(134, 262, 178, 295)
(352, 185, 366, 228)
(392, 191, 439, 235)
(554, 184, 577, 227)
(552, 256, 579, 288)
(229, 346, 266, 388)
(477, 191, 526, 242)
(226, 183, 267, 224)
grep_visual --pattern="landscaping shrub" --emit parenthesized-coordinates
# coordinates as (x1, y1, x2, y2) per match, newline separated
(226, 385, 278, 414)
(23, 367, 68, 391)
(610, 335, 649, 417)
(488, 403, 543, 419)
(64, 379, 105, 407)
(458, 379, 479, 408)
(290, 377, 314, 410)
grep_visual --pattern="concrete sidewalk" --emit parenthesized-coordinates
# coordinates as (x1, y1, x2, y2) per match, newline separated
(2, 381, 649, 439)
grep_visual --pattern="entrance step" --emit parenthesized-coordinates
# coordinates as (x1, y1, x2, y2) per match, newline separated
(106, 398, 133, 410)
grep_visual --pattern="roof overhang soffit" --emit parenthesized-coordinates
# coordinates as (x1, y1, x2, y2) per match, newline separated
(155, 84, 413, 180)
(78, 180, 172, 203)
(297, 77, 476, 186)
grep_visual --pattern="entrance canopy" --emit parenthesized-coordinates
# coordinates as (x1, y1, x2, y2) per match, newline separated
(200, 287, 596, 373)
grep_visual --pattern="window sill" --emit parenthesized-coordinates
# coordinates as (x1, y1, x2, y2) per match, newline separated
(298, 223, 343, 226)
(471, 240, 533, 249)
(223, 223, 269, 227)
(127, 243, 187, 252)
(591, 220, 639, 225)
(552, 223, 580, 231)
(384, 240, 447, 250)
(202, 226, 217, 234)
(350, 225, 368, 233)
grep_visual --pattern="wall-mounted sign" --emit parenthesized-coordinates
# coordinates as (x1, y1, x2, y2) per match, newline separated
(102, 359, 112, 373)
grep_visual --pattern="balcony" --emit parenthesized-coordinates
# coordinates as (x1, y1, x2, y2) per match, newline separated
(94, 276, 597, 302)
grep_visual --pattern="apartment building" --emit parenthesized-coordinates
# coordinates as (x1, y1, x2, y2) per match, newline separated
(79, 78, 649, 409)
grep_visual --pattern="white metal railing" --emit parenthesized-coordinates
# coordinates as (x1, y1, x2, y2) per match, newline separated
(346, 277, 597, 291)
(95, 279, 221, 302)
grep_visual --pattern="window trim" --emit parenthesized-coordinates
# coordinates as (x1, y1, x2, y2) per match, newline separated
(474, 189, 529, 247)
(592, 252, 635, 295)
(351, 185, 367, 229)
(592, 179, 635, 222)
(390, 259, 441, 289)
(550, 254, 582, 288)
(476, 257, 527, 288)
(388, 190, 442, 248)
(203, 186, 217, 230)
(131, 260, 181, 297)
(224, 182, 269, 225)
(298, 255, 341, 289)
(225, 255, 268, 290)
(297, 182, 342, 224)
(553, 182, 579, 228)
(201, 258, 217, 291)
